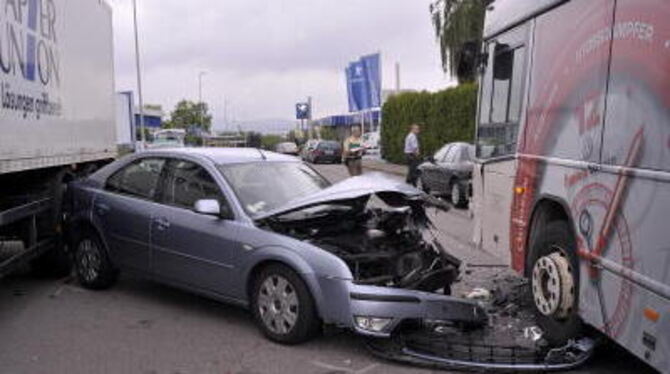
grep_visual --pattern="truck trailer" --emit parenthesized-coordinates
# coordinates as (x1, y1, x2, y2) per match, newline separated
(0, 0, 116, 277)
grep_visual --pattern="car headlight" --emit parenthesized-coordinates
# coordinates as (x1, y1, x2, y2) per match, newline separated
(354, 316, 393, 333)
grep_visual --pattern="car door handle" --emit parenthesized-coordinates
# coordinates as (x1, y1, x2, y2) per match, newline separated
(94, 203, 110, 216)
(153, 217, 171, 231)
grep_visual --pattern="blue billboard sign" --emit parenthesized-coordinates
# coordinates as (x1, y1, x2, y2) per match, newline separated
(296, 102, 310, 120)
(346, 53, 381, 112)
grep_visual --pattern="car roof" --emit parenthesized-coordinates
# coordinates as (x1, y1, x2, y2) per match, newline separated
(142, 147, 299, 165)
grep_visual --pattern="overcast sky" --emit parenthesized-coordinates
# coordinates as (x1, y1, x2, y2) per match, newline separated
(111, 0, 454, 132)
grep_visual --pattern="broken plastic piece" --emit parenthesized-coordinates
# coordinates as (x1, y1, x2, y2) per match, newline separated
(465, 287, 491, 301)
(524, 326, 544, 342)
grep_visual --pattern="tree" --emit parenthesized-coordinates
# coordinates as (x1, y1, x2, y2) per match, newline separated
(164, 100, 212, 132)
(429, 0, 489, 83)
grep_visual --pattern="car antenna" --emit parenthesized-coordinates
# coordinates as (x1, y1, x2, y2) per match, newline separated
(256, 148, 267, 161)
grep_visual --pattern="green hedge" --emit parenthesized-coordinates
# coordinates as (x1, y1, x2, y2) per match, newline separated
(381, 83, 477, 164)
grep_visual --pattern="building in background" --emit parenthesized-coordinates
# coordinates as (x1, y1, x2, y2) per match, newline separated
(135, 104, 165, 130)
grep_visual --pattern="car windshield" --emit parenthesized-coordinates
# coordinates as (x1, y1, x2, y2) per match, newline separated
(218, 161, 331, 217)
(318, 142, 340, 150)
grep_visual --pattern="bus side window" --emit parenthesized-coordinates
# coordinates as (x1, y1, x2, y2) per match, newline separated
(477, 43, 527, 159)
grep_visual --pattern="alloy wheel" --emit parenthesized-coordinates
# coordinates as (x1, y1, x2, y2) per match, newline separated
(257, 275, 300, 335)
(77, 239, 102, 283)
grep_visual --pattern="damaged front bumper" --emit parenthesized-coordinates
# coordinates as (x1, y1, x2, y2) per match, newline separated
(315, 276, 487, 338)
(366, 330, 596, 372)
(349, 286, 487, 337)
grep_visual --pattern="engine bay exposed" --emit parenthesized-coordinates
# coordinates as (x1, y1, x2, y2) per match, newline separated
(262, 199, 460, 294)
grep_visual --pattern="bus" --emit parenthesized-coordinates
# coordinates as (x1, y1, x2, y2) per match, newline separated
(470, 0, 669, 372)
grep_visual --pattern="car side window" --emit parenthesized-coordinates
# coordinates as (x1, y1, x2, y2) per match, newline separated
(445, 146, 460, 163)
(434, 145, 450, 162)
(105, 158, 165, 200)
(163, 160, 226, 210)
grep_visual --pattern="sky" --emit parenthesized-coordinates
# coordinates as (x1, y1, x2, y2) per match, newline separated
(111, 0, 455, 132)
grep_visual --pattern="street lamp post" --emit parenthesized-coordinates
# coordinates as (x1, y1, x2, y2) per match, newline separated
(198, 71, 207, 129)
(132, 0, 146, 150)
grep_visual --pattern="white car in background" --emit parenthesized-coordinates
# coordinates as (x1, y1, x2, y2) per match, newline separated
(148, 129, 186, 149)
(363, 132, 380, 155)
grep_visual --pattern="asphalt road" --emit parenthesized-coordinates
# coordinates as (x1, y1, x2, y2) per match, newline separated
(0, 164, 656, 374)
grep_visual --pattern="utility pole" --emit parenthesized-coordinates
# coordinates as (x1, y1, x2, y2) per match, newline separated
(307, 96, 313, 139)
(132, 0, 145, 149)
(198, 71, 207, 130)
(395, 62, 401, 93)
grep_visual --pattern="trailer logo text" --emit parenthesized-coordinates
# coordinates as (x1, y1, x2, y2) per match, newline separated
(0, 0, 62, 119)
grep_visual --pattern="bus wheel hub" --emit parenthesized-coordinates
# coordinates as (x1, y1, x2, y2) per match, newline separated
(532, 252, 574, 319)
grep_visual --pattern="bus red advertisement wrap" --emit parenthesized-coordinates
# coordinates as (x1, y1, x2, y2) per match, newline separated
(475, 0, 670, 371)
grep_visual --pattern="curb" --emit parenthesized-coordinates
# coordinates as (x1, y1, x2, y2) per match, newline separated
(362, 163, 405, 176)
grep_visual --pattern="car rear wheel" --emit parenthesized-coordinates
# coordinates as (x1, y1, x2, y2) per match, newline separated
(74, 230, 118, 290)
(450, 180, 467, 208)
(528, 221, 581, 346)
(252, 264, 320, 344)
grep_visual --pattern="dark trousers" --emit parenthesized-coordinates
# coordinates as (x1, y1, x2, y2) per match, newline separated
(405, 154, 421, 187)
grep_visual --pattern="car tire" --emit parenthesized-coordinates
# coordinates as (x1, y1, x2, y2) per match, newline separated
(450, 180, 467, 208)
(527, 221, 581, 346)
(73, 230, 118, 290)
(252, 264, 320, 344)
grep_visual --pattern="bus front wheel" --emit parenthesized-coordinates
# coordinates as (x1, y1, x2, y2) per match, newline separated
(527, 221, 582, 346)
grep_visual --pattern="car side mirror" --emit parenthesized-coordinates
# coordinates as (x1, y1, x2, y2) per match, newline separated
(195, 199, 235, 220)
(194, 199, 220, 216)
(426, 156, 436, 164)
(457, 41, 480, 80)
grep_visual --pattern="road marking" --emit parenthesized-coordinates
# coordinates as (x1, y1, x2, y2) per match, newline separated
(311, 360, 379, 374)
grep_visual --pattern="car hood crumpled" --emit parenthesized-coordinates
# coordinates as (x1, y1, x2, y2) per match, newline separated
(254, 172, 449, 221)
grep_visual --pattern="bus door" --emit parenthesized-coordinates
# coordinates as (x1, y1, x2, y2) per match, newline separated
(473, 24, 530, 264)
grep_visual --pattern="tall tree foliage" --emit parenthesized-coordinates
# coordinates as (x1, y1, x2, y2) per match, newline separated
(164, 100, 212, 132)
(430, 0, 488, 82)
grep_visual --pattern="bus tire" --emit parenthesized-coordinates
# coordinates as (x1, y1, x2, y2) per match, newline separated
(527, 221, 581, 346)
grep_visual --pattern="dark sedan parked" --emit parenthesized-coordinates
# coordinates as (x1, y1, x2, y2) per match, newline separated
(417, 142, 474, 208)
(304, 140, 342, 164)
(67, 148, 484, 345)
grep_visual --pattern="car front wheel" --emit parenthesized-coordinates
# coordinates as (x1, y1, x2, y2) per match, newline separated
(252, 264, 320, 344)
(74, 230, 118, 290)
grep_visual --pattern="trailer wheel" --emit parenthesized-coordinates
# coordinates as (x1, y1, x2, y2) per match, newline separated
(528, 221, 581, 346)
(74, 230, 118, 290)
(31, 169, 76, 277)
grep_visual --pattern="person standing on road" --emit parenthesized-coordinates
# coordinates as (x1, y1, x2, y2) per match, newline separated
(404, 124, 421, 186)
(343, 126, 364, 176)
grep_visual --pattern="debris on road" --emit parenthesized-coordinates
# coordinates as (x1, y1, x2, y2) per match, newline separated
(366, 264, 596, 371)
(464, 287, 491, 301)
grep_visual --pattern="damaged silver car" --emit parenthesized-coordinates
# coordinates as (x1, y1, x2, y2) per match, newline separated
(67, 148, 485, 344)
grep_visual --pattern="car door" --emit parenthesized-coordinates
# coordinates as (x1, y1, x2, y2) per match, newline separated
(435, 145, 461, 193)
(93, 157, 166, 273)
(150, 158, 243, 295)
(424, 145, 451, 190)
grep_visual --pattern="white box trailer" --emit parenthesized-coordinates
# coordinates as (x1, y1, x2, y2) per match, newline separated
(0, 0, 117, 277)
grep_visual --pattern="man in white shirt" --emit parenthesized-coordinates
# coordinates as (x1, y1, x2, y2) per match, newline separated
(404, 124, 421, 186)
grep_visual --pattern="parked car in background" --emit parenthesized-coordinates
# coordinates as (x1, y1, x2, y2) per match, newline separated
(148, 129, 186, 149)
(304, 140, 342, 164)
(417, 142, 474, 208)
(300, 139, 319, 161)
(275, 142, 299, 156)
(363, 132, 380, 155)
(67, 148, 483, 345)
